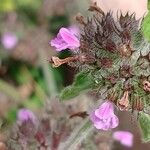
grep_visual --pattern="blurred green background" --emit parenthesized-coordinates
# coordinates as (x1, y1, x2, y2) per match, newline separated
(0, 0, 83, 127)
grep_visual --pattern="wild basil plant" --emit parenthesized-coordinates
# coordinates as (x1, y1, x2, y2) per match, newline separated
(50, 2, 150, 143)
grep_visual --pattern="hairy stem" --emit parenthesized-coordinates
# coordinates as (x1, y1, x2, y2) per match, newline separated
(38, 49, 58, 98)
(58, 118, 94, 150)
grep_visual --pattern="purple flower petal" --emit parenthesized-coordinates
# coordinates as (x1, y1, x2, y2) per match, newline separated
(90, 111, 100, 122)
(50, 27, 80, 51)
(90, 100, 119, 130)
(50, 37, 68, 51)
(59, 28, 80, 47)
(94, 120, 107, 130)
(95, 101, 114, 119)
(113, 131, 133, 147)
(110, 115, 119, 129)
(17, 109, 37, 125)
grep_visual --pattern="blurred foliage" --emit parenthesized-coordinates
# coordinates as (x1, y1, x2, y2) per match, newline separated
(142, 14, 150, 41)
(0, 0, 16, 12)
(0, 0, 42, 13)
(139, 112, 150, 142)
(0, 0, 42, 25)
(48, 15, 70, 35)
(142, 0, 150, 41)
(16, 0, 42, 25)
(0, 0, 71, 126)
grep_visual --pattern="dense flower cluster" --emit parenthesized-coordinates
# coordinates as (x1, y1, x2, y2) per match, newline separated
(49, 2, 150, 146)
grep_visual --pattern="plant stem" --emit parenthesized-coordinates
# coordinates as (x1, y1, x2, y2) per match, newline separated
(38, 49, 57, 98)
(58, 118, 94, 150)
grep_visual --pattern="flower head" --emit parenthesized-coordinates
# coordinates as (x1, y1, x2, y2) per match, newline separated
(17, 109, 38, 137)
(50, 27, 80, 51)
(1, 32, 18, 50)
(113, 131, 133, 147)
(17, 109, 37, 125)
(90, 101, 119, 130)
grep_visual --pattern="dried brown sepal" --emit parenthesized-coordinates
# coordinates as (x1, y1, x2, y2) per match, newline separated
(118, 44, 132, 57)
(50, 54, 95, 68)
(123, 83, 133, 92)
(132, 97, 144, 112)
(117, 91, 130, 111)
(142, 80, 150, 93)
(106, 74, 118, 85)
(120, 65, 133, 78)
(69, 111, 88, 119)
(88, 2, 104, 15)
(99, 57, 113, 68)
(76, 14, 86, 26)
(107, 91, 117, 104)
(50, 56, 79, 67)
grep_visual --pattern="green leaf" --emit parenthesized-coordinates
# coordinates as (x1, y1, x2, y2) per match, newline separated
(142, 12, 150, 41)
(60, 86, 81, 100)
(139, 112, 150, 142)
(0, 0, 15, 12)
(74, 71, 93, 89)
(5, 108, 17, 125)
(60, 71, 94, 101)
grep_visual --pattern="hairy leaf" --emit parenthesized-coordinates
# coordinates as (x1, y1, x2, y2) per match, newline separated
(142, 0, 150, 42)
(139, 112, 150, 142)
(60, 71, 94, 101)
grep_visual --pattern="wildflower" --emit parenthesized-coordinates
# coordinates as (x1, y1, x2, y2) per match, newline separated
(90, 101, 119, 130)
(113, 131, 133, 147)
(17, 109, 38, 137)
(50, 27, 80, 51)
(17, 108, 37, 125)
(1, 32, 18, 50)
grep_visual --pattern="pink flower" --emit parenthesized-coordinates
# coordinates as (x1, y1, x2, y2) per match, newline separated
(113, 131, 133, 147)
(68, 25, 80, 37)
(1, 32, 18, 50)
(90, 101, 119, 130)
(17, 109, 37, 125)
(50, 27, 80, 51)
